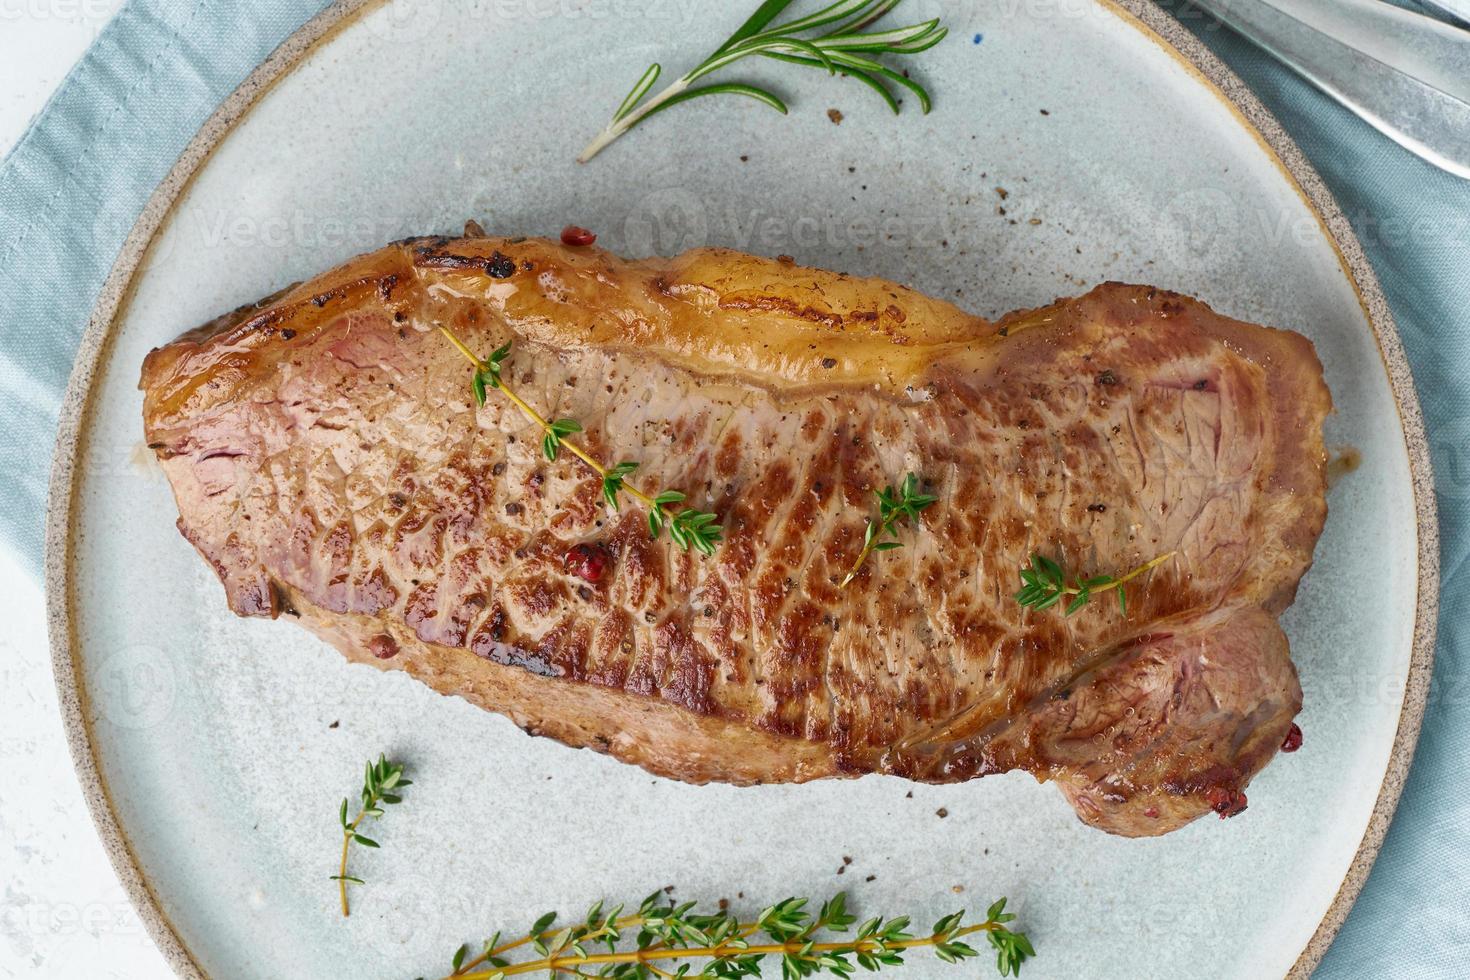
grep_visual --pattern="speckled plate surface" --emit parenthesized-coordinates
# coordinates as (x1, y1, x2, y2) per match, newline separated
(46, 1, 1437, 978)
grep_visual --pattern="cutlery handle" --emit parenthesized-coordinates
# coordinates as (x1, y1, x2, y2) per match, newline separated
(1419, 0, 1470, 27)
(1192, 0, 1470, 179)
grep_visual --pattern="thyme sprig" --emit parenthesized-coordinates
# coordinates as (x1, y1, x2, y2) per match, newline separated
(839, 473, 937, 588)
(330, 754, 409, 917)
(440, 327, 723, 555)
(578, 0, 949, 162)
(440, 891, 1034, 979)
(1015, 551, 1177, 616)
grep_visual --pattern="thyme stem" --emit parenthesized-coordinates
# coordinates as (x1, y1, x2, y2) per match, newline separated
(839, 473, 937, 588)
(441, 893, 1034, 979)
(454, 923, 999, 978)
(840, 536, 882, 589)
(1015, 551, 1177, 616)
(439, 325, 721, 554)
(1061, 551, 1175, 596)
(451, 916, 648, 978)
(441, 326, 631, 495)
(329, 755, 408, 917)
(336, 810, 363, 917)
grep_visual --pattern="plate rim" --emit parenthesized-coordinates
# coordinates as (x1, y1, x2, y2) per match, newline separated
(43, 1, 1440, 977)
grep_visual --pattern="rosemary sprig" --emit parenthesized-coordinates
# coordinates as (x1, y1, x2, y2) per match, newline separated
(330, 754, 409, 917)
(440, 891, 1034, 979)
(839, 473, 937, 588)
(1014, 551, 1177, 616)
(578, 0, 949, 162)
(440, 327, 723, 555)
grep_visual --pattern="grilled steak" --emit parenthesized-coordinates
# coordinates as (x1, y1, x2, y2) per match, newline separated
(140, 234, 1330, 837)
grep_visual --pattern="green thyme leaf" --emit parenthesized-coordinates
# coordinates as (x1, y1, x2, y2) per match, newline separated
(840, 472, 937, 586)
(333, 754, 408, 917)
(1015, 552, 1173, 618)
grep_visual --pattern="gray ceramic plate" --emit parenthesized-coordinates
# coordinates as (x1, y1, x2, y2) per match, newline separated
(47, 1, 1438, 978)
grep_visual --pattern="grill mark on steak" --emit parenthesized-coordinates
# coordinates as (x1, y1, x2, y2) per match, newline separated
(140, 236, 1330, 837)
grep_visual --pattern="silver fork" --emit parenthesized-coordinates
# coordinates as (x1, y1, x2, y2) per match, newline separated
(1187, 0, 1470, 179)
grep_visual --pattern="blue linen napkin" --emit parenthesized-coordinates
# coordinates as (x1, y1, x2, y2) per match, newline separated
(0, 0, 324, 570)
(0, 1, 1464, 974)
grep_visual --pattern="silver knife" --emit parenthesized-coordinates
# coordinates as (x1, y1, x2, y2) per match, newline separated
(1190, 0, 1470, 179)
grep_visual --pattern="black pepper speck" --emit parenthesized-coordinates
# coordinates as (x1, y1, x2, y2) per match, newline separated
(486, 251, 516, 278)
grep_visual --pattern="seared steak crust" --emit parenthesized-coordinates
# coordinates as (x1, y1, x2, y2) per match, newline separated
(141, 235, 1330, 836)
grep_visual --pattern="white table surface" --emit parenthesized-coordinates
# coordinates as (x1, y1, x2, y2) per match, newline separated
(1, 7, 170, 979)
(3, 5, 1456, 979)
